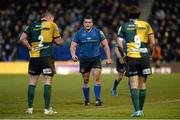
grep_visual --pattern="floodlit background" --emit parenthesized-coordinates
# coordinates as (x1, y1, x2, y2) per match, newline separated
(0, 0, 179, 119)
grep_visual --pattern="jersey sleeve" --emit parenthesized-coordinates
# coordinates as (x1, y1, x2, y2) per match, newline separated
(52, 23, 60, 38)
(117, 26, 124, 38)
(147, 23, 154, 35)
(24, 25, 31, 35)
(72, 32, 79, 44)
(99, 30, 106, 41)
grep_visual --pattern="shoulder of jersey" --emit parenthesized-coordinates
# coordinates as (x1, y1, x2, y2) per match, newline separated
(137, 20, 149, 25)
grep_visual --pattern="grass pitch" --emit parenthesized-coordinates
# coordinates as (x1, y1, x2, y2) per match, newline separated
(0, 73, 180, 119)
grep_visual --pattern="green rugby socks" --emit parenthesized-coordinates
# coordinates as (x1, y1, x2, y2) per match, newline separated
(44, 85, 51, 109)
(139, 89, 146, 110)
(130, 88, 139, 111)
(28, 85, 36, 108)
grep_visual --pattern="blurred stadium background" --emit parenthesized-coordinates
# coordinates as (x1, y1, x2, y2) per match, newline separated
(0, 0, 180, 119)
(0, 0, 180, 74)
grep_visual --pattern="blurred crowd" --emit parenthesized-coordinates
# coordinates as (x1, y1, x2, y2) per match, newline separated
(0, 0, 179, 62)
(149, 0, 180, 62)
(0, 0, 138, 61)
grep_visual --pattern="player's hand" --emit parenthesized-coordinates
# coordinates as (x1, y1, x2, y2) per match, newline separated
(32, 46, 41, 51)
(106, 58, 112, 65)
(72, 55, 78, 62)
(119, 57, 125, 64)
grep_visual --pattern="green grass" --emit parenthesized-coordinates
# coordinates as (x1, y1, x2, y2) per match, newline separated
(0, 73, 180, 119)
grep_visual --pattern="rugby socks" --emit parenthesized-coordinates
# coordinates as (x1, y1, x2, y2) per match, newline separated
(139, 89, 146, 110)
(94, 84, 101, 101)
(44, 85, 51, 109)
(130, 88, 139, 111)
(28, 85, 36, 108)
(112, 79, 120, 90)
(82, 86, 90, 102)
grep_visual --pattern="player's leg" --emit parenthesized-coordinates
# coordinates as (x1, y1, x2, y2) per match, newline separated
(27, 58, 41, 114)
(43, 75, 52, 110)
(43, 75, 57, 114)
(126, 58, 141, 117)
(42, 57, 57, 114)
(138, 76, 147, 116)
(81, 72, 90, 105)
(91, 57, 102, 106)
(92, 68, 102, 106)
(129, 75, 140, 116)
(111, 71, 124, 96)
(138, 57, 152, 115)
(80, 58, 91, 106)
(27, 75, 39, 114)
(111, 59, 125, 96)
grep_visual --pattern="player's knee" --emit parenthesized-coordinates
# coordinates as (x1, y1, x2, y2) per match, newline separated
(130, 82, 138, 89)
(117, 76, 123, 81)
(29, 79, 37, 85)
(95, 77, 100, 83)
(29, 75, 38, 85)
(139, 83, 146, 89)
(83, 79, 89, 84)
(43, 76, 52, 85)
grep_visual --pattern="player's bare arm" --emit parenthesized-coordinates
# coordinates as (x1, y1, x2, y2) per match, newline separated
(117, 37, 124, 52)
(20, 32, 32, 51)
(101, 39, 112, 64)
(53, 37, 63, 45)
(70, 41, 78, 62)
(148, 34, 156, 55)
(115, 47, 124, 64)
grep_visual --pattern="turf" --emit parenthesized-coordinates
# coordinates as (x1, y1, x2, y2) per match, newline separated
(0, 73, 180, 119)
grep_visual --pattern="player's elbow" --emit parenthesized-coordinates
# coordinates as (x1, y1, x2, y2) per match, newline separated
(54, 37, 63, 45)
(148, 34, 156, 48)
(20, 36, 27, 45)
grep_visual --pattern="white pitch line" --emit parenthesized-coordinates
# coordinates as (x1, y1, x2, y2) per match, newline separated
(59, 99, 180, 114)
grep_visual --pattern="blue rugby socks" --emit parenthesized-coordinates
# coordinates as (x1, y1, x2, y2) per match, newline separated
(94, 84, 101, 101)
(112, 79, 120, 90)
(82, 86, 90, 102)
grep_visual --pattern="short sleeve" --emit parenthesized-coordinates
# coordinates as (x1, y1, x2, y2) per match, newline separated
(24, 25, 31, 35)
(99, 30, 106, 41)
(117, 26, 124, 38)
(72, 32, 79, 44)
(52, 23, 60, 38)
(147, 23, 153, 35)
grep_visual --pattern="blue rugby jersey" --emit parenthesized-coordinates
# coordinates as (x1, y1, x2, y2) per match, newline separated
(72, 27, 106, 58)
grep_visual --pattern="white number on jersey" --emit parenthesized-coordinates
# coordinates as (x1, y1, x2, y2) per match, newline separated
(38, 35, 44, 47)
(134, 35, 141, 48)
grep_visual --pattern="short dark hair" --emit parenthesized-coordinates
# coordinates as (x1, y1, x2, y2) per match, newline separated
(128, 6, 141, 19)
(41, 9, 55, 18)
(84, 15, 93, 21)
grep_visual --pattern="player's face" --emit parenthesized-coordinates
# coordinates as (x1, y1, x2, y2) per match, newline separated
(83, 19, 93, 31)
(48, 15, 54, 21)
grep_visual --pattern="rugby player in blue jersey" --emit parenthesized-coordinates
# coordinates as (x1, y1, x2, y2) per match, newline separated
(111, 43, 126, 96)
(70, 15, 112, 106)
